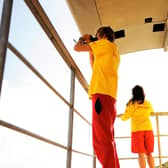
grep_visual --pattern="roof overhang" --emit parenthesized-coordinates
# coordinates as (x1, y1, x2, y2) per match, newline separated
(67, 0, 168, 55)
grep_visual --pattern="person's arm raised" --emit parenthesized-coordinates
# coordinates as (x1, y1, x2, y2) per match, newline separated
(74, 34, 92, 52)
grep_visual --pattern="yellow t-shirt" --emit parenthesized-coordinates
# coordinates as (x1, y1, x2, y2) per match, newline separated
(88, 39, 120, 98)
(120, 100, 154, 132)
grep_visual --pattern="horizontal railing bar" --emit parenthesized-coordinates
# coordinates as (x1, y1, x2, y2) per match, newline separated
(117, 112, 168, 118)
(72, 149, 94, 157)
(119, 156, 168, 160)
(116, 112, 168, 139)
(7, 42, 91, 126)
(115, 136, 130, 139)
(157, 134, 168, 137)
(0, 119, 68, 150)
(0, 119, 94, 157)
(73, 108, 92, 126)
(24, 0, 89, 92)
(151, 112, 168, 116)
(7, 42, 70, 107)
(115, 134, 168, 139)
(1, 114, 168, 160)
(119, 157, 139, 160)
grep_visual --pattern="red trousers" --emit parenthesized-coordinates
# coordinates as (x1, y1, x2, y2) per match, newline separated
(92, 94, 120, 168)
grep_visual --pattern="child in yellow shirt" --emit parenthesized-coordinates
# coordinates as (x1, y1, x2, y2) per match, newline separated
(119, 85, 155, 168)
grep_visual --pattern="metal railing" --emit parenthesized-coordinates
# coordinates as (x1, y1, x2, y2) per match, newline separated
(116, 112, 168, 168)
(0, 113, 168, 168)
(0, 1, 94, 168)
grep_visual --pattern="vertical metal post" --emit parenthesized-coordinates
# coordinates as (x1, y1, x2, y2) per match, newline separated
(93, 153, 96, 168)
(0, 0, 13, 97)
(66, 68, 75, 168)
(163, 13, 168, 51)
(156, 115, 162, 168)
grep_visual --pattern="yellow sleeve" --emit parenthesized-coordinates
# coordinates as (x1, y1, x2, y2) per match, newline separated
(120, 103, 133, 121)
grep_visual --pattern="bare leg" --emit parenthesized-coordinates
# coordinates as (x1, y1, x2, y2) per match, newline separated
(146, 153, 155, 168)
(138, 153, 146, 168)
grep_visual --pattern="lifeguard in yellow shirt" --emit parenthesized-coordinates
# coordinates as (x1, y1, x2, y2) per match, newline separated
(119, 85, 155, 168)
(74, 26, 120, 168)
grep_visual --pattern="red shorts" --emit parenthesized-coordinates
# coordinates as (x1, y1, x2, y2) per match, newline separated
(131, 130, 154, 154)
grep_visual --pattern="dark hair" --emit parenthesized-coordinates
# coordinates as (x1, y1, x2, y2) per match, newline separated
(90, 35, 98, 42)
(96, 26, 115, 42)
(128, 85, 145, 104)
